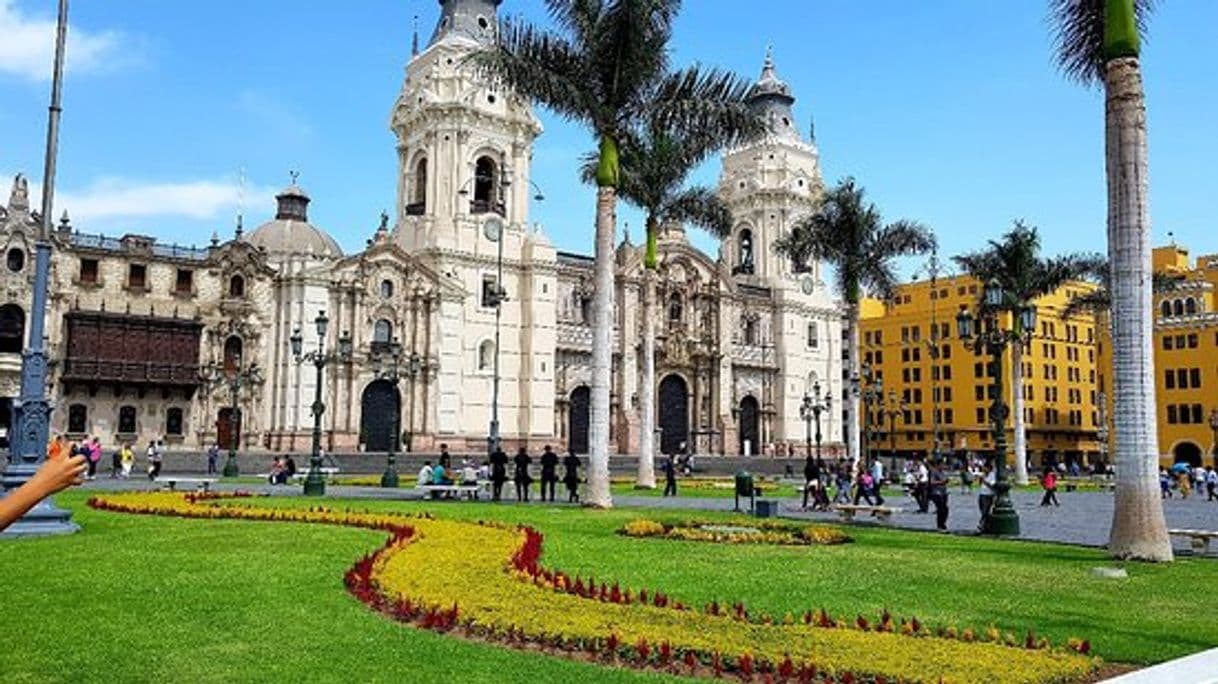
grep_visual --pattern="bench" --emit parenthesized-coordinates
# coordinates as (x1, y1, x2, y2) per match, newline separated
(1168, 529, 1218, 555)
(416, 483, 483, 500)
(289, 467, 340, 482)
(156, 477, 218, 493)
(831, 503, 904, 522)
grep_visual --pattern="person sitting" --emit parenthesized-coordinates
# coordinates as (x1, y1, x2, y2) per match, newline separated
(268, 456, 286, 485)
(285, 455, 298, 480)
(433, 463, 453, 486)
(417, 461, 434, 487)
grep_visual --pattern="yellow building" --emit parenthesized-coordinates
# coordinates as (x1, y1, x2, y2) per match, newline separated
(859, 275, 1102, 467)
(1107, 244, 1218, 466)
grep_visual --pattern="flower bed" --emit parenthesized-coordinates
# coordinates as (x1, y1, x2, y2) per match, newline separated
(621, 518, 852, 546)
(89, 492, 1097, 683)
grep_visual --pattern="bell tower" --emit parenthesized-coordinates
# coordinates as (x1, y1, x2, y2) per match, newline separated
(718, 48, 823, 288)
(389, 0, 542, 254)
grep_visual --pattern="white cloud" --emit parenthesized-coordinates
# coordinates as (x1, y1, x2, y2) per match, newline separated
(0, 0, 127, 82)
(3, 172, 277, 226)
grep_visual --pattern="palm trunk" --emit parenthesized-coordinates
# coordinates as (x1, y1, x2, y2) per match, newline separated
(1104, 56, 1171, 561)
(1010, 342, 1030, 485)
(636, 265, 657, 488)
(845, 303, 861, 469)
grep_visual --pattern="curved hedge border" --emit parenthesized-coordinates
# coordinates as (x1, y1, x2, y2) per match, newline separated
(89, 492, 1097, 683)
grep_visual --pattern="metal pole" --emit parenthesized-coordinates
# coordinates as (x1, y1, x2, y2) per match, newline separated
(2, 0, 77, 537)
(303, 339, 327, 496)
(223, 378, 240, 476)
(489, 231, 504, 455)
(985, 332, 1019, 535)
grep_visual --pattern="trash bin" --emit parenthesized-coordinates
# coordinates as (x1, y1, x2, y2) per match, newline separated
(754, 499, 779, 518)
(734, 471, 755, 512)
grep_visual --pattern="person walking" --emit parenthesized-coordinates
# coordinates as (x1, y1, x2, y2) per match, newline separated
(802, 456, 817, 510)
(82, 437, 101, 480)
(539, 445, 559, 502)
(513, 447, 532, 502)
(146, 440, 161, 480)
(1159, 469, 1173, 499)
(109, 441, 122, 479)
(870, 459, 886, 505)
(662, 453, 678, 497)
(489, 447, 508, 501)
(914, 459, 930, 513)
(833, 462, 852, 504)
(852, 469, 876, 505)
(119, 442, 135, 478)
(1040, 467, 1060, 507)
(1206, 466, 1217, 502)
(977, 460, 996, 532)
(206, 443, 220, 475)
(562, 450, 581, 503)
(928, 460, 950, 531)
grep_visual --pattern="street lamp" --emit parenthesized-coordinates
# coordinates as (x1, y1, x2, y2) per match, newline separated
(879, 389, 909, 472)
(373, 339, 404, 488)
(482, 216, 507, 455)
(956, 279, 1035, 536)
(1209, 408, 1218, 469)
(201, 355, 264, 477)
(800, 382, 833, 466)
(858, 365, 884, 468)
(290, 312, 352, 496)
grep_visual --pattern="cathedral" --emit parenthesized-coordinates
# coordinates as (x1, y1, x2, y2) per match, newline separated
(0, 0, 844, 458)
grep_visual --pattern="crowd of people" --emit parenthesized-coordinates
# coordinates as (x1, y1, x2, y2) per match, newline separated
(417, 444, 583, 504)
(43, 435, 164, 481)
(1160, 463, 1218, 501)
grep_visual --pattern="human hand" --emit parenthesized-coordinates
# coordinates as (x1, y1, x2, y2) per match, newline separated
(30, 449, 87, 496)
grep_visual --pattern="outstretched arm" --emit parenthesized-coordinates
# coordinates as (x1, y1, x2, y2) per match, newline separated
(0, 450, 86, 531)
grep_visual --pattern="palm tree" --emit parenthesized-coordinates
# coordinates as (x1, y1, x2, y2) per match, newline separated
(584, 115, 754, 488)
(1050, 0, 1172, 561)
(773, 177, 934, 469)
(953, 221, 1104, 486)
(479, 1, 759, 507)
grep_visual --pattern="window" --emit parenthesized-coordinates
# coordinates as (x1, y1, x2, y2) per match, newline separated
(175, 268, 193, 295)
(974, 362, 983, 379)
(373, 319, 393, 344)
(1173, 300, 1184, 316)
(1193, 404, 1204, 424)
(1160, 301, 1172, 317)
(1190, 368, 1201, 388)
(128, 264, 147, 290)
(668, 294, 683, 326)
(380, 279, 394, 299)
(6, 247, 24, 272)
(1167, 405, 1179, 424)
(864, 331, 872, 346)
(737, 229, 755, 274)
(478, 339, 495, 370)
(412, 158, 428, 212)
(578, 295, 592, 324)
(807, 321, 818, 348)
(68, 404, 88, 433)
(902, 348, 910, 363)
(744, 319, 759, 346)
(976, 408, 986, 423)
(912, 368, 922, 382)
(975, 386, 984, 401)
(118, 405, 137, 434)
(1176, 369, 1187, 389)
(942, 365, 951, 380)
(1163, 336, 1173, 350)
(912, 347, 921, 362)
(223, 336, 243, 375)
(0, 304, 24, 354)
(471, 156, 502, 215)
(941, 344, 951, 360)
(228, 274, 246, 298)
(79, 258, 99, 284)
(1188, 334, 1198, 349)
(481, 275, 500, 308)
(166, 408, 184, 436)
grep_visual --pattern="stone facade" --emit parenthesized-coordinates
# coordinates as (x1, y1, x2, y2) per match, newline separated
(0, 1, 845, 457)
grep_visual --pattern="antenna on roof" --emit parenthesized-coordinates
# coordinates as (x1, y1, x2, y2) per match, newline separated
(236, 166, 247, 240)
(412, 15, 420, 57)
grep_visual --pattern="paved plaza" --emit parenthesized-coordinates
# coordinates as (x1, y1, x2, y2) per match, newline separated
(76, 476, 1218, 556)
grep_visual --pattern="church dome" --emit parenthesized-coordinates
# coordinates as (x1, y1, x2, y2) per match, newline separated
(748, 48, 794, 103)
(245, 181, 343, 259)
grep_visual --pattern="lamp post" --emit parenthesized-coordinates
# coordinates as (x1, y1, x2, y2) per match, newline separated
(201, 357, 264, 477)
(880, 389, 909, 470)
(290, 312, 352, 496)
(956, 279, 1034, 536)
(482, 216, 507, 455)
(858, 365, 883, 469)
(1, 0, 75, 536)
(800, 382, 833, 466)
(1209, 408, 1218, 469)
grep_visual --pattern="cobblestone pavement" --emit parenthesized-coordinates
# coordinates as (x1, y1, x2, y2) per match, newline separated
(75, 476, 1218, 555)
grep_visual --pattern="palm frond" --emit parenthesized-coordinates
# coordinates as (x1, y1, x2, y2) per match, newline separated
(1049, 0, 1158, 86)
(648, 66, 767, 147)
(660, 186, 734, 238)
(477, 18, 598, 125)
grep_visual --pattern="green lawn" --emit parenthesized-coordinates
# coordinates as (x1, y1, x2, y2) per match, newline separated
(1, 490, 1215, 683)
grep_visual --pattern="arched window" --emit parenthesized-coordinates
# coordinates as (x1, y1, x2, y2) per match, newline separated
(228, 274, 246, 298)
(738, 229, 755, 274)
(0, 304, 24, 354)
(223, 336, 243, 376)
(413, 157, 428, 208)
(667, 293, 683, 326)
(1185, 297, 1197, 315)
(68, 404, 88, 434)
(118, 405, 137, 434)
(373, 319, 393, 344)
(1160, 301, 1172, 317)
(478, 339, 495, 370)
(472, 156, 500, 214)
(166, 407, 184, 436)
(380, 279, 394, 299)
(1173, 299, 1184, 316)
(6, 248, 24, 273)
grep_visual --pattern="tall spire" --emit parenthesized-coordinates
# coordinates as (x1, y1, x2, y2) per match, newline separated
(412, 14, 420, 57)
(430, 0, 503, 48)
(747, 47, 800, 141)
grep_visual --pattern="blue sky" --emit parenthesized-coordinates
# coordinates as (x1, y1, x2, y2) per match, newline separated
(2, 0, 1216, 276)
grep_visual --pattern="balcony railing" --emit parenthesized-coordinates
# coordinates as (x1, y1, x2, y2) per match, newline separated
(470, 200, 506, 217)
(61, 358, 202, 385)
(404, 202, 426, 216)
